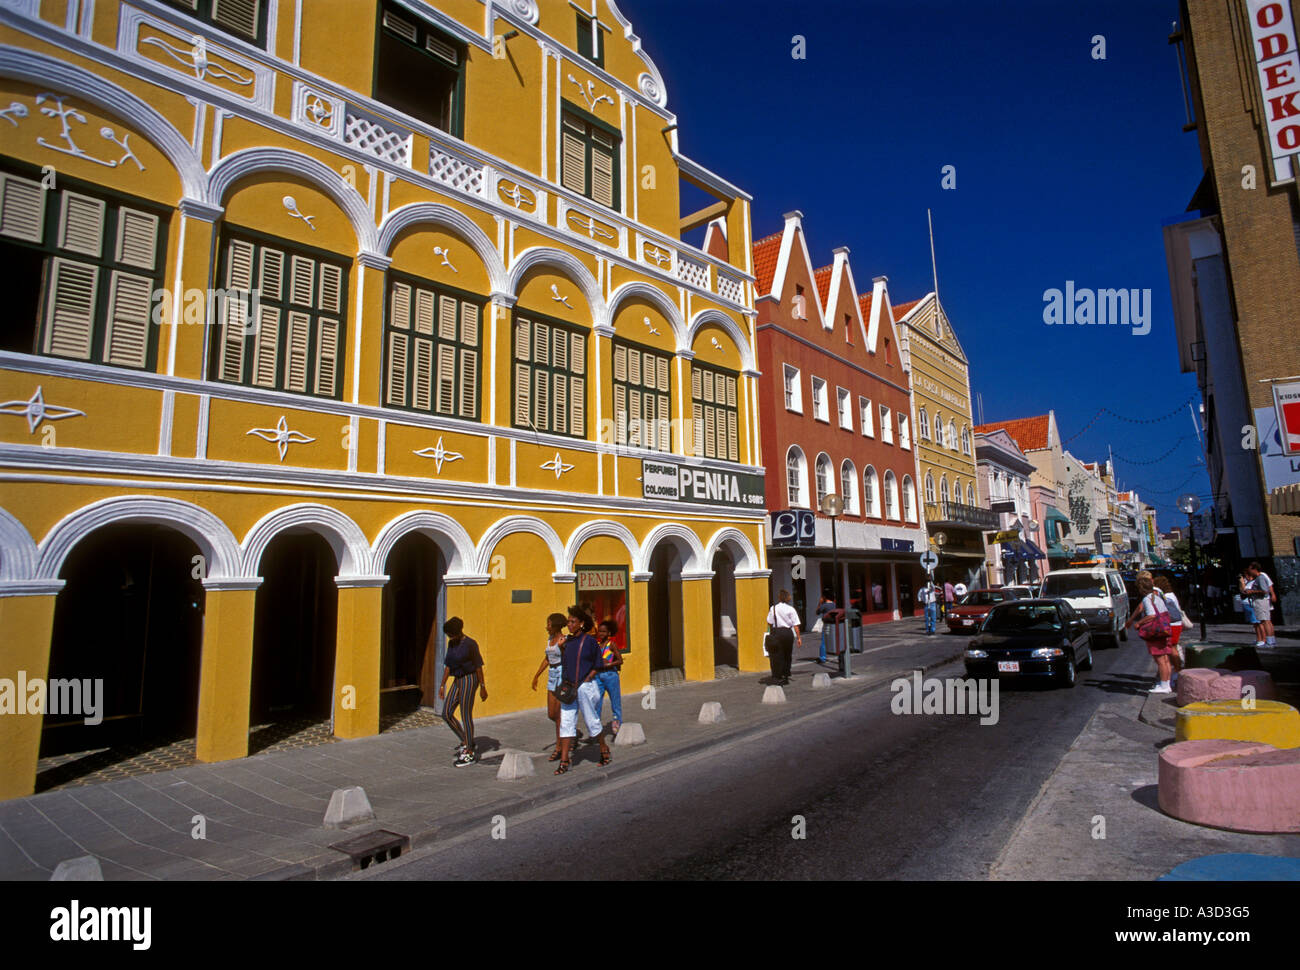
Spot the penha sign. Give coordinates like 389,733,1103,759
642,459,765,509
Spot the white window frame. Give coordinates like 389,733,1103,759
815,451,833,507
840,459,858,514
880,403,893,444
783,363,802,413
924,473,935,504
918,407,930,440
786,444,808,508
903,475,917,522
863,465,879,517
859,396,874,437
811,376,828,423
837,386,852,430
884,470,899,520
898,413,910,449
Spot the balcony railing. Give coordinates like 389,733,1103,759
925,500,999,530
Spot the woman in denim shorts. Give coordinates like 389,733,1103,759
531,612,568,761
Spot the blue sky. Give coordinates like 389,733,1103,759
619,0,1208,528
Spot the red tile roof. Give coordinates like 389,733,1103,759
813,265,833,310
752,231,782,296
892,298,922,319
973,414,1051,452
857,292,874,325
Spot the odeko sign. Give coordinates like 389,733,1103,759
642,459,765,508
1275,379,1300,455
1248,0,1300,182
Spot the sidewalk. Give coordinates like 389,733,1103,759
0,620,961,881
991,627,1300,880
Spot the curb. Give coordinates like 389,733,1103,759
266,648,966,880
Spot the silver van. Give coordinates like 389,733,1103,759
1038,568,1130,647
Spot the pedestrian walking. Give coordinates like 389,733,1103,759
1125,575,1175,694
1247,562,1278,648
593,619,623,735
942,580,955,620
554,605,609,774
1152,576,1186,679
530,612,568,760
765,589,801,685
439,617,488,766
919,580,938,635
1239,571,1260,642
871,580,885,612
815,590,836,664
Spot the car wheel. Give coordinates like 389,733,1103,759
1061,655,1078,688
1079,638,1094,671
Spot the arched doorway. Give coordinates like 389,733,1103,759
380,533,445,717
250,532,337,734
647,543,684,674
42,524,204,757
711,549,738,670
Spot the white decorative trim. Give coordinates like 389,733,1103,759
630,571,652,582
443,573,492,586
428,141,484,194
635,522,705,573
290,80,343,139
507,246,607,327
281,193,316,229
201,577,262,591
604,0,667,108
413,435,464,473
377,202,508,293
562,519,638,573
159,389,174,456
686,307,755,372
246,415,315,462
118,6,273,111
335,575,388,588
540,451,575,478
702,526,761,573
0,579,65,597
0,0,39,18
36,495,243,580
371,508,477,576
178,197,223,221
0,505,39,580
606,280,685,350
557,197,624,251
0,386,85,433
733,568,772,580
552,571,576,584
680,569,714,581
475,514,564,574
208,147,380,253
357,251,392,270
240,502,372,577
550,283,573,308
0,45,205,199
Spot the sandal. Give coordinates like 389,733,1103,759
547,749,562,762
598,748,611,767
554,760,570,775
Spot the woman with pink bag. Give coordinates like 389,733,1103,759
1124,573,1175,694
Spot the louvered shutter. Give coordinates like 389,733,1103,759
513,362,531,426
211,0,260,39
552,371,566,431
437,294,457,340
614,384,627,443
727,411,737,461
628,388,641,446
657,395,670,451
104,271,152,367
613,345,626,382
628,348,640,386
115,208,158,271
458,349,477,418
43,258,97,360
283,311,310,392
460,302,479,346
726,376,736,407
289,255,314,306
514,317,530,360
704,408,716,459
692,403,703,457
570,332,584,373
390,282,411,329
534,322,549,365
425,34,458,65
315,319,339,396
533,367,549,431
318,264,342,314
412,340,433,411
591,133,615,208
259,248,284,302
218,240,255,381
569,376,584,436
59,192,105,257
656,357,668,392
382,9,417,41
690,367,701,399
414,288,435,334
552,327,568,371
386,331,409,406
0,172,45,242
561,125,587,195
435,344,455,413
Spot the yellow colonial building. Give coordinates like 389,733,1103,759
0,0,768,798
894,292,994,585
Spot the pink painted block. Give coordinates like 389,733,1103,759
1176,668,1221,706
1238,671,1276,702
1158,739,1300,833
1207,674,1245,701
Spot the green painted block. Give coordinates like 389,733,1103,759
1185,646,1261,671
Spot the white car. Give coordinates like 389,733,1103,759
1037,568,1130,647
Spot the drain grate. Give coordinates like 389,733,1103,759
329,829,410,871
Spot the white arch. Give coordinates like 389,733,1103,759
208,147,379,254
241,503,373,578
476,514,565,575
606,280,687,349
507,247,607,326
36,496,243,581
686,307,756,372
371,510,477,578
377,201,509,294
840,458,859,516
703,526,760,574
636,522,705,574
814,451,834,505
0,46,207,202
884,470,900,520
903,475,918,523
0,507,40,581
785,444,808,508
864,464,880,518
562,519,639,573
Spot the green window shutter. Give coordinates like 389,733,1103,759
249,305,280,388
103,270,152,368
283,310,311,392
259,247,284,302
0,172,45,242
513,362,531,427
561,127,587,195
437,294,457,340
289,255,314,307
115,207,159,271
318,263,343,314
58,191,105,258
412,339,434,411
460,302,479,345
458,348,477,418
43,258,98,360
569,376,584,437
390,281,411,329
590,138,615,208
435,343,455,414
315,318,339,397
552,371,567,432
532,366,549,432
386,331,409,406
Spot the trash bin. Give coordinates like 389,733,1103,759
844,607,862,653
825,609,846,655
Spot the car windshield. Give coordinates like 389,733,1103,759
959,591,1005,606
985,604,1063,633
1041,574,1108,598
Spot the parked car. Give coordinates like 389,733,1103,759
945,587,1031,633
964,599,1094,688
1038,567,1129,647
1000,585,1035,599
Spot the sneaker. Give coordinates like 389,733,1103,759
1256,641,1267,648
1148,683,1173,694
453,751,475,767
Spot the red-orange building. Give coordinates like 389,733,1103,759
753,211,927,626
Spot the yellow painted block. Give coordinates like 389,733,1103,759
1176,700,1300,749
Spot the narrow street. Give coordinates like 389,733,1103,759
359,631,1157,881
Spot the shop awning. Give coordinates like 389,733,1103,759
1270,483,1300,515
1045,507,1072,528
999,540,1045,563
1023,539,1046,560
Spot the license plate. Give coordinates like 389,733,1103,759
997,661,1020,672
962,619,974,626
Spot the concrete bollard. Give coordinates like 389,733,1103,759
811,673,833,689
496,750,535,780
614,722,646,745
762,685,788,704
698,702,726,724
51,856,103,881
323,786,375,829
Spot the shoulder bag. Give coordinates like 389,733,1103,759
1136,593,1172,641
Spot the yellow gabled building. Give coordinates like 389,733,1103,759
0,0,767,798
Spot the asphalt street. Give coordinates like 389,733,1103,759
357,628,1163,881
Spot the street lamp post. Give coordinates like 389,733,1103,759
1027,518,1041,586
932,530,948,619
1178,494,1206,643
821,493,847,677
